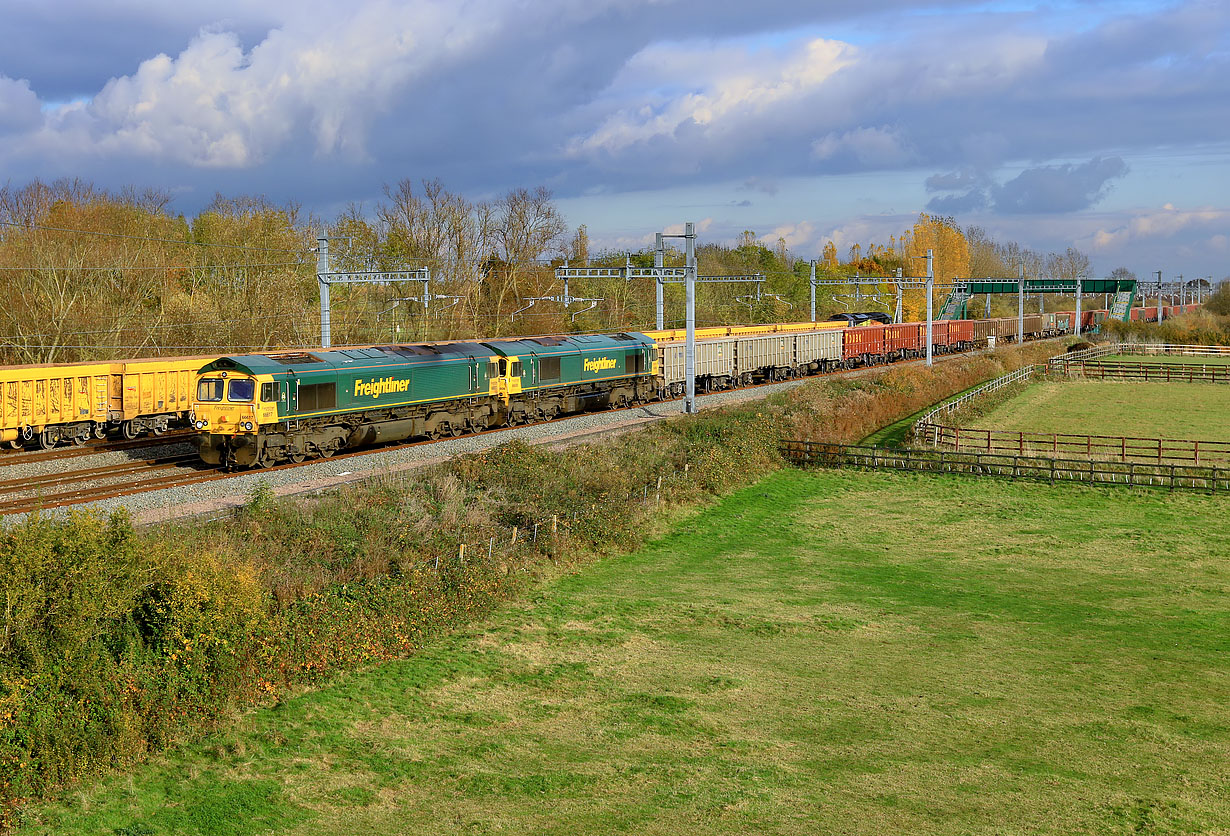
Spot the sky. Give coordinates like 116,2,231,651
0,0,1227,280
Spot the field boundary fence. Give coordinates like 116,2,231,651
914,342,1230,447
430,463,694,574
921,426,1230,466
779,440,1230,493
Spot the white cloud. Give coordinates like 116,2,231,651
566,37,855,158
0,77,41,135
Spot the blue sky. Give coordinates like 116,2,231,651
0,0,1226,279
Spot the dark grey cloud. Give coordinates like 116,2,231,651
926,189,989,215
991,156,1129,214
925,156,1129,214
0,0,1225,227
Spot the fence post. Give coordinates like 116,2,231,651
512,526,518,546
459,543,466,565
656,475,663,506
489,536,494,562
552,514,558,534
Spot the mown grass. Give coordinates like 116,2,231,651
967,381,1230,442
27,468,1230,835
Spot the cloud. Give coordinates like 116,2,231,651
925,156,1128,215
991,156,1128,214
0,77,41,135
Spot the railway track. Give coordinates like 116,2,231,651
0,431,194,466
2,340,1058,517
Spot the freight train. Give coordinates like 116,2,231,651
1,303,1201,457
189,311,1081,469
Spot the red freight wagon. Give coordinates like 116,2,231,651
884,323,921,358
972,319,995,344
927,320,952,349
842,325,886,364
947,319,974,349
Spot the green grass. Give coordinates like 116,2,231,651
1101,353,1230,365
969,381,1230,441
25,468,1230,835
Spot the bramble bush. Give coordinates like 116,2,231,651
1103,308,1230,346
0,339,1064,828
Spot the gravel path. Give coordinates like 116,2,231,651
5,341,1057,527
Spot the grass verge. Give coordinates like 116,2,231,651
26,467,1230,835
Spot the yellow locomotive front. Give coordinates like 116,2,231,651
191,364,281,465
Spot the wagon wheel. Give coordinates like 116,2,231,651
93,423,108,440
151,425,166,437
121,421,139,440
70,430,89,446
5,440,21,450
38,430,59,449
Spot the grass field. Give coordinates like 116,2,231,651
1101,353,1230,365
26,468,1230,835
966,381,1230,441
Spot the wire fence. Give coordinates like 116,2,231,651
779,440,1230,493
404,464,695,575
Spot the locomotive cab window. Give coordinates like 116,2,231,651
227,379,255,402
498,359,508,376
487,361,499,379
260,382,277,402
197,378,224,402
511,361,523,378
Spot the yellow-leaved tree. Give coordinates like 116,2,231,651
900,213,970,321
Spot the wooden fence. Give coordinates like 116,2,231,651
779,440,1230,492
921,426,1230,465
1061,361,1230,383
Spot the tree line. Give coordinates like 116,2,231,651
0,178,1124,365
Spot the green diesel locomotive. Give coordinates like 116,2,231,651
191,333,658,467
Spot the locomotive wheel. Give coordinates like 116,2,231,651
288,448,306,464
320,442,337,458
121,421,139,440
448,422,465,438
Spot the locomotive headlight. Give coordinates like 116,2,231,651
242,421,254,431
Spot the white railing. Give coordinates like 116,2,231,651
914,364,1039,443
1117,343,1230,358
